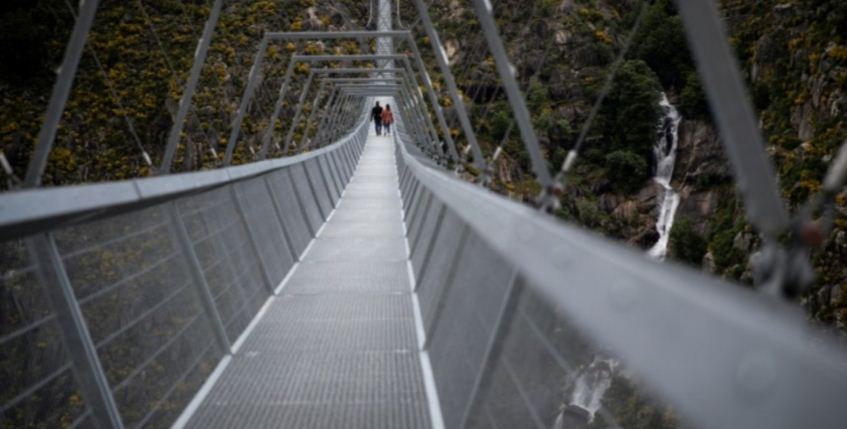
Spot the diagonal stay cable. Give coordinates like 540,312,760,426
135,0,218,164
552,1,649,187
59,0,153,167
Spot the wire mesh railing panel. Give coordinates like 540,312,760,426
304,158,334,217
0,241,89,428
50,203,224,428
407,191,432,248
266,168,314,258
176,187,267,343
414,208,465,328
424,230,517,429
233,178,294,284
329,151,350,187
289,163,326,233
471,282,694,429
397,139,700,429
317,155,341,202
409,199,444,274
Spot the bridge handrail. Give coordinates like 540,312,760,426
0,112,368,242
1,116,369,428
394,125,847,429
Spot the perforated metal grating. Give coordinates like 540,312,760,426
186,134,431,429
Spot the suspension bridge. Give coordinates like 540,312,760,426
2,0,847,428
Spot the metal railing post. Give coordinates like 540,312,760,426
328,150,346,192
258,58,298,160
166,204,232,354
413,204,447,290
262,176,301,263
286,168,318,239
24,0,100,188
224,37,269,166
316,155,340,207
423,225,470,348
302,161,330,221
27,233,125,429
460,271,523,428
229,187,276,294
159,0,224,174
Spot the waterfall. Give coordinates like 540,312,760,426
647,93,682,261
556,95,682,429
567,357,618,423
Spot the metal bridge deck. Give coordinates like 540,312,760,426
184,133,432,428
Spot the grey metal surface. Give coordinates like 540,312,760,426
397,128,847,429
26,233,125,429
675,0,788,236
265,170,313,258
0,124,362,242
186,131,431,429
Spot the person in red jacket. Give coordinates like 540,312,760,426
381,104,394,135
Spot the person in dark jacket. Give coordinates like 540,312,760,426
381,104,394,135
371,101,383,136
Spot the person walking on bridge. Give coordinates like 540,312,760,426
371,101,384,136
381,104,394,135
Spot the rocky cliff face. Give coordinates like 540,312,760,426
456,0,847,333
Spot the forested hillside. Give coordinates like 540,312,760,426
417,0,846,333
0,0,367,187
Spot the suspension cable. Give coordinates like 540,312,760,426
136,0,224,169
59,0,153,167
479,0,553,186
552,1,650,189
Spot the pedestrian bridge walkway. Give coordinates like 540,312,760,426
181,133,435,429
3,0,847,428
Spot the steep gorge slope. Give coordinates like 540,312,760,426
429,0,847,334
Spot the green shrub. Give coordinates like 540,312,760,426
669,216,707,265
629,0,693,89
604,149,649,193
599,60,662,158
680,71,709,119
